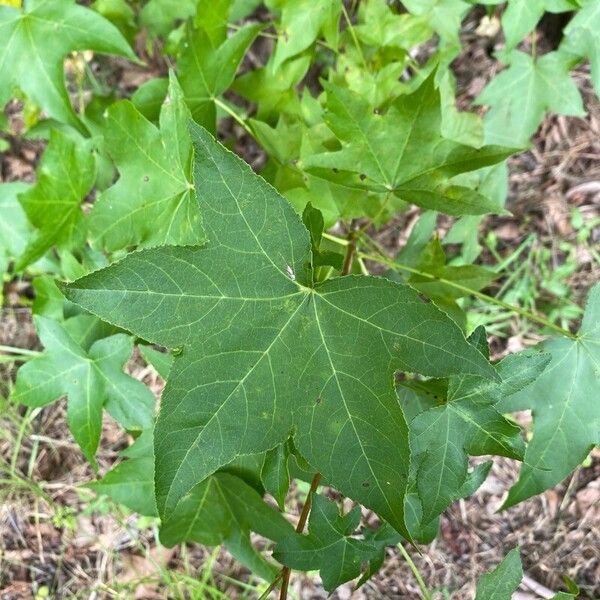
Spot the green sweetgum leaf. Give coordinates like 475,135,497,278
302,202,344,271
0,0,135,130
178,21,261,132
62,314,119,352
88,73,203,252
162,473,290,580
334,52,408,109
139,0,196,37
402,330,550,525
139,345,173,380
401,0,469,44
274,495,379,592
63,124,495,539
13,317,155,466
269,0,342,69
140,0,260,36
561,0,600,94
251,114,380,226
0,181,33,305
130,77,168,122
0,182,31,279
355,523,403,588
16,130,95,270
305,76,516,216
32,276,70,320
355,0,431,50
408,238,496,299
394,211,438,267
502,0,576,50
497,282,600,508
474,548,523,600
439,70,485,148
193,0,234,44
261,442,291,510
476,50,585,146
389,232,497,328
92,0,136,42
92,430,294,581
233,54,311,121
88,430,157,516
159,471,294,549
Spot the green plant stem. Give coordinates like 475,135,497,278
212,97,254,136
323,232,350,246
296,473,322,533
359,250,577,339
341,3,367,69
341,235,357,275
274,472,322,600
258,572,282,600
261,473,324,599
397,543,432,600
0,344,41,357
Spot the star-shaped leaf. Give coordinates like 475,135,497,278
0,182,31,281
274,495,379,592
389,233,498,328
251,114,381,226
13,317,155,466
475,548,523,600
355,0,431,51
232,54,311,120
139,0,196,37
502,0,577,50
0,0,135,130
402,0,469,44
63,124,495,538
302,202,344,272
401,328,550,524
474,546,578,600
476,50,585,146
305,76,516,216
91,429,294,580
88,73,204,252
178,21,261,132
407,237,497,298
160,472,294,550
497,282,600,508
88,429,157,516
561,0,600,95
261,441,291,510
269,0,342,70
15,130,96,270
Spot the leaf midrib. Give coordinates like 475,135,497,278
312,297,398,523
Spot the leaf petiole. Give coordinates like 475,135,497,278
323,232,350,246
212,97,253,136
397,543,432,600
341,3,367,70
0,344,41,357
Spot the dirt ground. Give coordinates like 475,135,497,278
1,10,600,600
